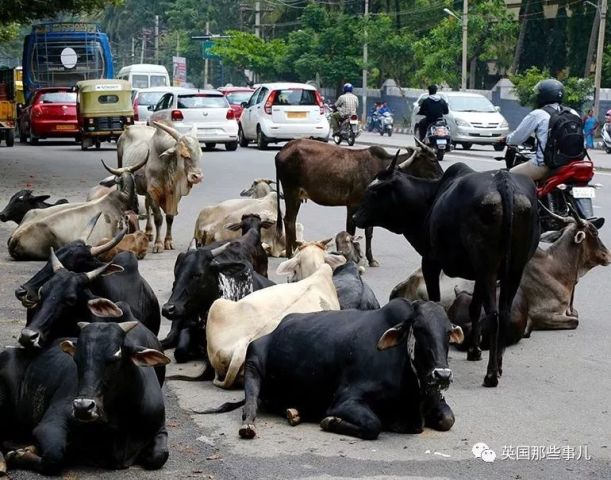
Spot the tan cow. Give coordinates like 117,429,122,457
206,264,340,389
95,231,150,261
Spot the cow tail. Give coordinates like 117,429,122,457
275,154,284,237
192,399,245,414
497,170,514,323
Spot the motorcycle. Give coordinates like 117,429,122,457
602,123,611,154
378,111,394,136
499,144,604,231
332,109,361,146
425,119,451,161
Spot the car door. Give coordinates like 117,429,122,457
242,87,261,138
251,87,268,135
149,93,172,124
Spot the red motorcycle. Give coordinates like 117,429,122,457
500,144,604,231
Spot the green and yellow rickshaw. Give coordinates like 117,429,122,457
76,79,134,150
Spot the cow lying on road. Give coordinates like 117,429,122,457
96,230,149,261
0,190,68,224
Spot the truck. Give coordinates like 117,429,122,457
0,67,16,147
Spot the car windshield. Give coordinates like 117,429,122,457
177,94,228,108
132,75,149,89
39,92,76,104
272,89,317,106
225,91,253,105
447,96,496,113
138,91,165,106
150,75,168,87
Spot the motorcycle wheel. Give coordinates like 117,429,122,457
379,129,384,136
606,148,611,154
333,134,342,145
347,131,356,146
493,143,505,151
436,149,445,162
388,129,392,137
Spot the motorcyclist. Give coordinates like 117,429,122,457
416,85,449,140
330,83,359,136
505,78,569,181
379,102,390,115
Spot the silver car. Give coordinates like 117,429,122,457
132,87,173,124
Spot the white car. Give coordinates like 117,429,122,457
238,82,330,149
411,92,509,151
132,87,173,124
149,88,239,151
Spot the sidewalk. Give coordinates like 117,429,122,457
356,131,611,172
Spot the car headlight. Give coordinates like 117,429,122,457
455,118,471,127
500,119,509,128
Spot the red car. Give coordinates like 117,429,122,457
218,87,254,120
19,87,78,145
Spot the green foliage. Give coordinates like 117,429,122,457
510,67,593,111
547,6,568,76
566,2,595,76
518,0,546,71
1,0,121,23
0,23,20,43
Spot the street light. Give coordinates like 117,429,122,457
444,1,468,91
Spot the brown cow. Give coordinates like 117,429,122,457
95,230,150,261
274,138,442,265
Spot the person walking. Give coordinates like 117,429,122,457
582,109,598,149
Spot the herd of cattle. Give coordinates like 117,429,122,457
0,121,609,475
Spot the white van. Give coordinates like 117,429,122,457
117,64,170,89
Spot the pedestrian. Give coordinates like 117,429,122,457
582,109,598,149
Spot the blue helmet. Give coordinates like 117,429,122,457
343,83,353,93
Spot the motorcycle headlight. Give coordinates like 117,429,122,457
500,119,509,128
455,118,471,127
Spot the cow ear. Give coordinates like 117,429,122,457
276,257,298,276
261,220,276,230
353,235,363,242
159,146,176,161
540,230,562,243
102,264,124,276
574,231,586,244
131,347,171,367
224,222,242,232
60,340,77,356
261,242,272,255
32,195,51,201
377,322,410,350
88,298,123,318
324,253,346,270
449,324,464,345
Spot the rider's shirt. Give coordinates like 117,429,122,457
336,93,359,117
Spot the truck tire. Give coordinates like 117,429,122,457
6,129,15,147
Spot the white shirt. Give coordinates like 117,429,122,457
335,93,359,117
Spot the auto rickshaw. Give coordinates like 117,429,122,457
0,67,16,147
76,79,134,150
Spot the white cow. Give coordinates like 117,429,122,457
206,264,340,389
275,239,346,282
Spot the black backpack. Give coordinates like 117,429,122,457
540,105,586,169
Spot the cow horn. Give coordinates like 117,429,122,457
210,243,230,258
85,263,111,282
415,137,436,155
387,150,401,171
188,238,198,251
90,228,127,256
152,121,182,141
126,151,149,173
537,200,573,224
101,159,122,177
49,247,64,272
79,212,103,242
398,147,417,170
567,203,587,227
118,321,139,333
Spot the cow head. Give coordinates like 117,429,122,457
100,156,148,214
60,321,169,423
153,121,203,187
398,143,444,179
276,239,346,282
240,179,275,198
377,300,463,393
225,213,276,236
15,218,127,308
334,231,363,265
0,189,51,224
19,249,124,349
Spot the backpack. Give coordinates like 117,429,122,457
540,105,586,169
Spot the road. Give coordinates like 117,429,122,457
0,136,610,479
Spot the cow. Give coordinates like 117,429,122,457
202,299,463,439
0,190,68,224
274,139,443,266
0,320,168,475
275,239,346,282
240,178,276,198
95,230,150,261
206,263,340,389
334,231,363,265
118,122,203,253
353,160,540,387
8,158,146,260
332,261,380,310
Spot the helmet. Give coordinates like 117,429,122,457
534,79,564,108
343,83,353,93
606,109,611,116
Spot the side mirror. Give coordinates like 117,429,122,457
147,105,155,111
495,106,501,112
241,102,248,108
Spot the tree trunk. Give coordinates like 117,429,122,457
584,8,600,77
469,57,477,89
510,1,529,74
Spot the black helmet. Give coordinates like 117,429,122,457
534,79,564,108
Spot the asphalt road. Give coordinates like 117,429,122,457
0,136,610,480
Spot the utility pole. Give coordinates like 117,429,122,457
461,0,468,91
131,36,135,61
176,32,180,57
585,6,600,78
594,0,608,117
204,21,210,87
362,0,369,123
140,30,146,63
255,1,261,38
154,15,159,64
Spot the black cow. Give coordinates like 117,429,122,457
203,299,463,439
0,321,168,475
354,161,539,387
0,189,68,224
332,260,380,310
18,250,160,349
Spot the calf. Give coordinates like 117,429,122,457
276,239,346,282
96,230,149,261
240,178,276,198
206,264,340,389
0,189,68,224
205,299,463,439
332,261,380,310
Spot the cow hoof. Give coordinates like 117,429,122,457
320,416,342,431
146,232,154,241
153,242,164,253
467,348,482,361
368,259,380,267
483,374,499,388
164,239,175,250
239,424,256,439
286,408,301,426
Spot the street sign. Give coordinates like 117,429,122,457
202,40,220,60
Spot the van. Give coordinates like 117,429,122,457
411,91,509,151
117,64,170,90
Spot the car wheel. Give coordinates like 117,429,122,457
6,129,14,147
238,126,249,147
493,143,505,151
204,143,216,151
95,140,101,150
19,127,27,143
606,148,611,154
256,127,268,150
80,142,88,150
29,128,39,145
225,141,238,151
462,142,472,150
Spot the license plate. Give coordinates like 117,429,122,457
287,112,307,119
437,139,447,146
479,132,493,136
572,186,595,198
56,124,74,131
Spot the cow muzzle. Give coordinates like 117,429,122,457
188,171,203,185
19,328,41,349
428,368,453,391
72,398,100,422
0,212,8,222
162,302,181,319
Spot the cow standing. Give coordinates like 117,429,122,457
274,139,442,265
354,161,540,387
118,122,203,253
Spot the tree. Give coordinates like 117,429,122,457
518,0,546,71
1,0,121,24
547,4,568,77
567,1,596,76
